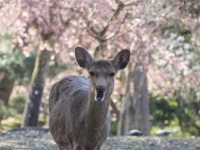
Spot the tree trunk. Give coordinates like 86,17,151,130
131,66,151,135
0,74,14,123
118,64,151,135
94,41,107,59
22,48,51,127
0,73,14,106
118,64,134,135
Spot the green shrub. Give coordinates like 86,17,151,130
0,101,9,119
1,117,21,131
0,92,26,131
110,121,118,136
9,92,26,114
150,91,200,137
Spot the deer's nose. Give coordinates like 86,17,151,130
96,86,105,93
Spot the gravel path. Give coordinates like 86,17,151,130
0,128,200,150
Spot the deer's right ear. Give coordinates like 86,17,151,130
75,47,94,69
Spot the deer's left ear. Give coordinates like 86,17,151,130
111,49,130,71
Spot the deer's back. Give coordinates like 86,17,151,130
48,75,89,147
49,75,89,111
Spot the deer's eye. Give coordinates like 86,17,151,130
89,71,95,76
109,72,115,77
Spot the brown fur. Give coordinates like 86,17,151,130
49,47,130,150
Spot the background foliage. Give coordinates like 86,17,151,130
0,0,199,137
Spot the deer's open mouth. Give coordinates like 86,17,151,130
95,91,105,102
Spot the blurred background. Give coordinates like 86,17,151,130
0,0,199,137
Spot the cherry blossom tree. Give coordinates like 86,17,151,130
0,0,199,134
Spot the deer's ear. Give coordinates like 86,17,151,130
75,47,94,69
111,49,130,71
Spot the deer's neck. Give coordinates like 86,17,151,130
83,92,110,130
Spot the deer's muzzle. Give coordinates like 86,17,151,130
95,86,105,102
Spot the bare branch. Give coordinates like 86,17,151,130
124,1,139,7
100,2,125,36
55,1,133,42
105,13,128,40
55,3,100,39
39,15,49,26
56,13,72,39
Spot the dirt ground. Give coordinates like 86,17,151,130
0,128,200,150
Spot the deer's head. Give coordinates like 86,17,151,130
75,47,130,102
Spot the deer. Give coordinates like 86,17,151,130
48,47,130,150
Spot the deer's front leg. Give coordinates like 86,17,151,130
73,144,87,150
96,145,102,150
